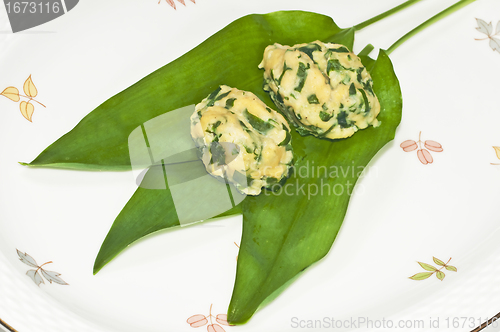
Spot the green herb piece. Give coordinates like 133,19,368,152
337,110,351,128
307,94,320,104
356,67,364,82
319,111,333,122
207,86,221,100
358,88,371,113
297,43,322,61
244,109,274,134
215,91,231,101
349,83,356,95
327,59,354,75
278,124,291,147
225,98,236,109
363,80,374,95
322,103,328,111
294,62,310,92
325,46,350,57
209,142,227,165
206,87,222,107
277,62,291,85
212,120,222,130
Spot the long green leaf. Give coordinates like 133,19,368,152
90,10,352,273
228,50,402,324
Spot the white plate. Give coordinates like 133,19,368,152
1,0,500,331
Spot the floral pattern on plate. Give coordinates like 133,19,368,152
159,0,196,9
16,250,68,287
187,304,231,332
400,132,443,165
1,76,45,122
409,257,457,281
475,18,500,53
492,147,500,165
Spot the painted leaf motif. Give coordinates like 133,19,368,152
23,75,38,98
165,0,176,9
424,140,443,152
400,140,417,152
494,147,500,160
40,269,68,285
418,262,437,272
490,37,500,53
436,271,445,281
432,257,445,266
445,265,458,272
26,270,44,286
207,324,225,332
409,272,433,280
1,87,20,102
496,21,500,34
187,314,208,327
476,18,492,35
20,101,34,122
16,250,38,268
216,314,230,326
417,149,433,164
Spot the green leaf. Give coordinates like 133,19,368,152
89,10,354,273
433,257,446,266
445,265,457,272
307,94,320,104
294,62,311,93
409,272,433,281
228,50,402,324
24,11,348,171
418,262,437,272
243,109,274,134
298,43,322,61
436,271,445,281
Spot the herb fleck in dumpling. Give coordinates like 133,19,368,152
259,41,380,140
190,85,293,195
